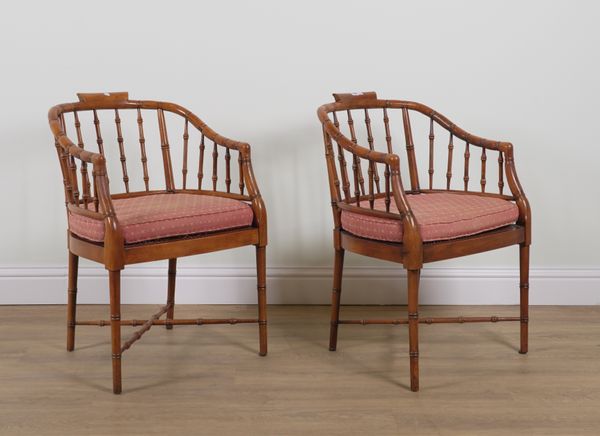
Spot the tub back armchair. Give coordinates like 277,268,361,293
49,92,267,394
317,92,531,392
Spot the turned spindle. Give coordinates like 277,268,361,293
446,132,454,190
136,108,150,191
114,109,130,192
333,112,351,200
182,118,189,189
198,133,205,189
463,142,470,191
480,148,487,192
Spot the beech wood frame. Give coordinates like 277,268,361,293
317,92,531,392
49,92,267,394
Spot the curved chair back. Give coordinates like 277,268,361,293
317,92,522,216
49,92,257,216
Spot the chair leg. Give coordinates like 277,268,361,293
256,246,267,356
109,269,122,394
519,244,530,354
66,251,79,351
407,269,421,392
329,249,345,351
166,258,177,330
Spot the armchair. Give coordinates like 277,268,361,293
317,92,531,392
49,92,267,394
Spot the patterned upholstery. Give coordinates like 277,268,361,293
69,193,254,244
341,192,519,242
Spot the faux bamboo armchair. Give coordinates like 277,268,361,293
49,92,267,394
317,92,531,392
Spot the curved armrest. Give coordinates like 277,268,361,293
158,102,250,154
238,144,267,246
49,113,123,255
319,107,413,209
427,109,530,223
162,103,267,244
422,108,512,154
320,113,421,257
501,143,531,244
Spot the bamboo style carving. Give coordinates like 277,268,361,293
114,109,130,192
318,91,531,393
49,92,268,394
136,108,150,191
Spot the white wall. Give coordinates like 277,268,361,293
1,0,599,304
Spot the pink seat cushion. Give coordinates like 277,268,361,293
341,193,519,243
69,193,254,244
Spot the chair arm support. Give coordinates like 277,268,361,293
50,113,126,263
321,110,422,259
503,143,532,245
238,145,267,246
388,159,423,268
157,102,267,244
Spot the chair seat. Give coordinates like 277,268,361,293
69,193,254,244
340,192,519,243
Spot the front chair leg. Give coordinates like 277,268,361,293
519,244,530,354
329,248,345,351
66,251,79,351
109,269,122,394
256,246,267,356
166,258,177,330
407,269,421,392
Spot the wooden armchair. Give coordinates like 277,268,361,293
317,92,531,392
48,92,267,394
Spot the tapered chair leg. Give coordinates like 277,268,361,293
329,249,345,351
407,269,421,392
66,252,79,351
256,246,267,356
166,258,177,330
519,244,530,354
109,269,122,394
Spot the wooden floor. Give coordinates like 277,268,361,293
1,305,599,435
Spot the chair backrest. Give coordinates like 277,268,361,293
49,92,252,214
317,92,513,213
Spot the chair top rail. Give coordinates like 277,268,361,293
48,92,250,154
317,92,512,153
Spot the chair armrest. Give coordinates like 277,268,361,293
49,114,123,252
237,143,267,246
53,137,116,216
502,143,531,244
320,113,413,210
161,102,249,153
320,113,422,256
425,108,530,235
157,102,266,242
427,109,512,154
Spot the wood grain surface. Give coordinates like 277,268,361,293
0,305,598,435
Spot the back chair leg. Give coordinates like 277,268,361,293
329,249,345,351
256,246,267,356
407,269,421,392
166,258,177,330
109,269,122,394
519,244,530,354
66,251,79,351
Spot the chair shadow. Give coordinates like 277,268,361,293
174,325,258,355
71,340,111,351
478,328,520,352
277,315,414,389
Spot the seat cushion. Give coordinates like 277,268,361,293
340,192,519,243
69,193,254,244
